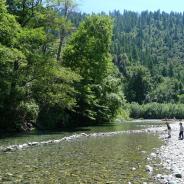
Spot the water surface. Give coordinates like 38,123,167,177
0,120,163,183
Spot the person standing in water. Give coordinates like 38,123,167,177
166,122,171,138
179,121,184,140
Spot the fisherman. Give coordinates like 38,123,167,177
166,121,171,138
179,121,184,140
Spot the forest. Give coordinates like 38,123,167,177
1,0,184,132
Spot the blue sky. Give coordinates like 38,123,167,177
77,0,184,13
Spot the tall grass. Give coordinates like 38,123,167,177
129,103,184,119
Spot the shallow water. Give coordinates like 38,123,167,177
0,120,163,183
0,120,162,146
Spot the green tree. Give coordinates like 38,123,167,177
46,0,77,61
149,78,183,103
6,0,42,26
0,0,80,131
125,65,152,104
63,15,125,122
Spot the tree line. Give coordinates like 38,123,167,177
69,10,184,119
70,10,184,104
0,0,125,132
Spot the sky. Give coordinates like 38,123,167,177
77,0,184,14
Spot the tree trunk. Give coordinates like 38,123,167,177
56,28,65,62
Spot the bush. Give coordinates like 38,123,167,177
16,100,39,131
129,103,184,119
116,107,130,120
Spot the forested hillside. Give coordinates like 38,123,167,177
70,10,184,104
111,10,184,118
111,10,184,101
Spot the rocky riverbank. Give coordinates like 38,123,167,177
154,123,184,184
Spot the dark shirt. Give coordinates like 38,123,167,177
167,124,171,130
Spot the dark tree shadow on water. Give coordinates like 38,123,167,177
0,121,117,140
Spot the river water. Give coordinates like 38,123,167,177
0,120,164,183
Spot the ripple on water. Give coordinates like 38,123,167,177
0,132,163,183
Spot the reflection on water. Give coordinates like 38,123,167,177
0,120,162,146
0,121,163,183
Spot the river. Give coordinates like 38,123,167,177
0,120,165,183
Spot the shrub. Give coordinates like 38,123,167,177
129,103,184,119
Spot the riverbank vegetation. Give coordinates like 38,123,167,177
129,103,184,119
0,0,125,132
1,0,184,132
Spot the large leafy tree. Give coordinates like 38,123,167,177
6,0,42,26
62,16,125,122
148,78,183,103
0,0,25,130
0,0,79,131
125,65,152,104
45,0,77,61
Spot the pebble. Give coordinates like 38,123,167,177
153,123,184,183
145,165,153,173
175,173,182,178
150,152,156,158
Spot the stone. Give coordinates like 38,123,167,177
141,151,146,154
145,165,153,173
81,133,88,136
3,146,15,152
53,140,61,143
175,173,182,178
156,174,162,179
150,153,156,157
28,142,39,146
6,173,13,176
168,180,177,184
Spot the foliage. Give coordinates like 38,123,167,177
0,1,126,132
110,10,184,104
178,94,184,103
62,16,125,123
70,10,184,105
125,65,152,104
0,0,79,131
129,103,184,119
16,100,39,131
148,78,183,103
